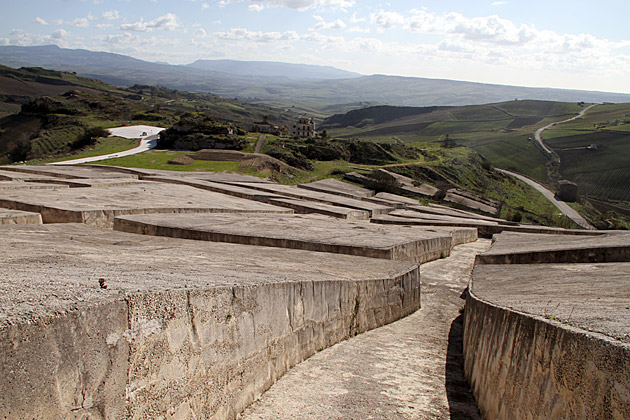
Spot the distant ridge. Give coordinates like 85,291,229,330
187,59,361,80
1,45,629,112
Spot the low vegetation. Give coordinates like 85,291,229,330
2,64,627,229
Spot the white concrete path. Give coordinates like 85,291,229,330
49,125,165,166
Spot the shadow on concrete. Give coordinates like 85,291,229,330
445,314,482,420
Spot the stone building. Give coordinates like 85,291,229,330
557,180,578,202
290,117,315,138
251,116,281,135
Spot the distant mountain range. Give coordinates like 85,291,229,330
187,59,360,80
1,45,630,113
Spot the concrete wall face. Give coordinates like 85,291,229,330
463,295,630,420
0,270,420,420
0,301,130,420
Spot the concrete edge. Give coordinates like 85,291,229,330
463,283,630,419
0,268,421,420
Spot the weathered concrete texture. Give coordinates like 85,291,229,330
444,189,499,216
421,225,478,246
409,204,518,225
268,198,370,220
0,169,61,181
226,182,394,216
464,265,630,419
476,231,630,264
83,164,274,183
371,213,600,238
0,223,420,420
241,240,491,420
0,208,42,224
472,263,630,341
39,178,145,188
0,182,291,227
0,181,69,190
379,169,440,199
375,191,421,206
298,178,375,198
0,164,138,179
114,213,462,263
145,175,282,202
297,179,404,208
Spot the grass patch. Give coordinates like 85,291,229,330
95,150,245,173
27,136,138,164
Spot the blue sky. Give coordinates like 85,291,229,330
2,0,630,93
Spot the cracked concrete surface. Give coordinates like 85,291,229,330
240,240,491,420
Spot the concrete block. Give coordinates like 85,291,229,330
114,213,453,263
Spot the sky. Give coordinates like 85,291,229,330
1,0,630,93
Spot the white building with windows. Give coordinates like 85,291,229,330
290,117,315,138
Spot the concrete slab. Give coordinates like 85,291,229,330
0,165,138,180
0,223,420,420
298,178,375,198
372,214,601,238
444,190,498,216
267,198,370,220
114,213,454,263
0,183,291,227
144,176,282,202
374,192,420,206
30,178,145,188
227,182,394,216
0,208,42,224
0,223,417,326
0,181,69,190
472,262,630,341
410,204,516,225
476,231,630,264
82,165,273,183
0,169,57,181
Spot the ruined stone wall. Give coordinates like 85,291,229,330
463,292,630,420
0,269,420,420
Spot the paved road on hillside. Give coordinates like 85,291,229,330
534,104,598,156
49,125,164,165
496,168,595,230
241,240,491,420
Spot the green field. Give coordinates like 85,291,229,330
323,100,586,183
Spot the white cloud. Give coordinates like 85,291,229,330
102,10,119,21
216,27,300,42
249,4,264,11
71,18,90,28
120,13,179,32
148,13,179,30
311,18,346,31
491,1,507,5
104,32,138,45
34,17,48,25
369,10,405,30
195,28,207,38
347,25,369,33
218,0,354,11
52,29,69,39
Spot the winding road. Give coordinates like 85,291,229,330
496,168,595,230
49,125,164,166
534,104,598,157
497,104,598,230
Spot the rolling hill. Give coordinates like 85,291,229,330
321,100,630,206
2,45,630,114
